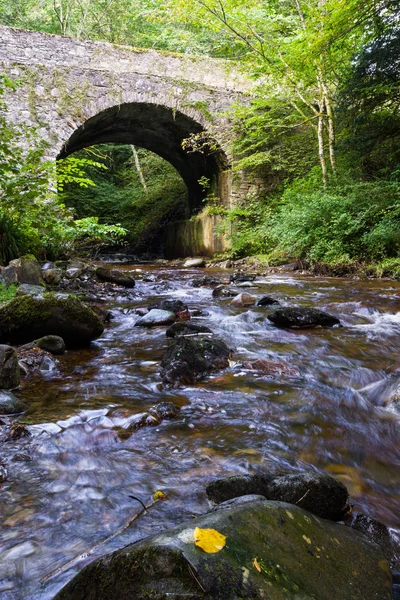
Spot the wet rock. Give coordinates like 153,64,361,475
39,355,57,372
241,358,300,377
207,474,275,504
230,272,257,282
257,295,280,306
150,401,180,420
184,257,206,267
118,402,180,438
268,307,340,329
135,309,176,328
0,391,26,415
34,335,66,355
345,512,394,561
55,498,392,600
0,293,104,347
268,472,349,520
0,464,7,482
212,285,236,298
16,284,45,297
96,267,136,288
17,346,56,373
0,345,20,389
191,276,220,288
8,422,30,440
148,299,188,314
166,322,213,338
207,471,348,521
1,255,44,286
65,267,85,279
231,292,257,307
135,307,149,317
160,336,231,386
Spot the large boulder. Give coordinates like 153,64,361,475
96,267,136,288
268,307,340,329
160,336,231,386
55,497,392,600
0,345,20,389
0,294,104,347
0,390,26,415
1,255,44,286
206,471,348,521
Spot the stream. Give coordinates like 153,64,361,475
1,264,400,599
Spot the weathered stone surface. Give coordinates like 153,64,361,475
231,292,257,307
184,258,206,268
257,295,280,306
161,336,231,386
268,307,340,329
206,471,348,521
2,255,43,286
135,309,176,328
0,391,26,414
55,498,392,600
166,322,213,338
16,284,45,297
42,267,62,285
148,299,188,314
0,345,20,389
96,267,136,288
0,294,104,347
212,285,236,298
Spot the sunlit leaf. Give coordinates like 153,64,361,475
193,527,227,553
153,490,166,500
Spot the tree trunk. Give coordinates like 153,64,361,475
131,145,147,193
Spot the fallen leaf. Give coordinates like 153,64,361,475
193,527,227,553
153,490,166,501
302,535,311,544
253,557,261,572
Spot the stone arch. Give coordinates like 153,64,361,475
57,101,230,212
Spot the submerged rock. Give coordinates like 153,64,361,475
135,309,176,328
166,322,213,338
206,471,348,521
161,336,231,386
0,391,26,415
230,272,257,282
0,345,20,389
0,294,104,347
55,497,392,600
212,285,236,298
96,267,136,288
268,307,340,329
1,255,43,286
191,276,220,288
117,401,180,439
240,358,300,377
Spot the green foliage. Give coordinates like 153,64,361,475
268,175,400,264
61,144,188,253
0,282,18,305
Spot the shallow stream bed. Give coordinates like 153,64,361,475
1,265,400,599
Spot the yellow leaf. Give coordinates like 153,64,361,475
253,557,261,572
302,535,311,544
153,490,166,501
193,527,227,553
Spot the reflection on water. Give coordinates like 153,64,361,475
1,267,400,599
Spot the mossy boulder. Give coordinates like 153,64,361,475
160,336,231,386
2,255,44,286
268,307,340,329
54,498,392,600
0,294,104,347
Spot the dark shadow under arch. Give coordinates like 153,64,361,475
58,102,229,212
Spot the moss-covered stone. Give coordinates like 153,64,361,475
54,498,393,600
0,293,104,347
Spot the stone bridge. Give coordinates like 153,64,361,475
0,26,254,255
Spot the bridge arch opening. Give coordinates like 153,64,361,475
57,102,230,213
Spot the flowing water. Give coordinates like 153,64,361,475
1,265,400,599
